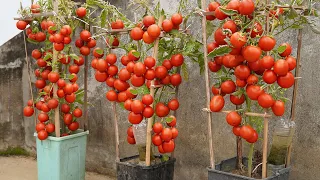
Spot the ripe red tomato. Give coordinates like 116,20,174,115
131,100,145,114
208,2,220,11
214,28,227,45
114,79,129,92
248,22,263,38
155,66,168,79
118,92,128,102
80,46,90,56
210,95,225,112
76,7,87,18
274,59,289,76
64,113,73,125
147,24,161,39
36,123,46,132
16,21,28,30
215,7,228,20
258,36,276,51
246,85,264,100
119,69,131,81
63,84,74,95
227,0,240,12
170,74,182,86
37,58,47,67
31,4,41,13
279,43,292,57
239,0,255,15
128,112,143,124
167,116,177,127
258,93,274,108
272,100,285,116
223,54,239,68
221,80,236,94
54,43,64,51
106,77,115,88
111,20,124,29
208,61,221,72
106,54,117,64
230,32,247,48
242,46,262,62
248,59,261,72
152,135,162,146
127,136,136,144
32,49,42,59
207,42,219,53
277,72,294,88
72,83,79,92
230,94,245,105
162,140,175,152
234,65,250,80
236,78,247,87
121,56,131,66
93,48,104,58
143,31,155,44
246,130,258,143
41,103,50,113
126,61,135,73
73,108,82,118
35,79,46,89
61,104,70,113
134,62,146,77
96,59,108,72
128,50,140,61
142,95,153,106
48,72,60,83
162,19,174,32
168,99,179,111
247,74,258,85
38,112,49,122
171,13,183,25
233,126,241,136
153,122,163,134
35,101,44,110
286,56,297,71
263,70,277,84
144,57,156,69
108,65,119,76
65,93,76,103
75,39,84,48
145,69,156,80
68,122,79,131
143,15,155,27
171,127,178,139
223,20,237,33
155,103,170,117
106,90,117,101
130,27,144,41
158,144,166,153
127,126,134,138
161,128,173,142
46,124,55,133
260,55,274,69
47,99,58,109
38,130,48,140
143,106,154,118
36,32,46,42
240,125,254,140
226,111,242,127
80,30,91,42
171,54,184,67
87,39,96,48
27,100,34,107
23,106,34,117
95,71,107,82
131,74,145,87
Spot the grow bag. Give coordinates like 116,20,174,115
35,130,89,180
116,155,176,180
208,157,290,180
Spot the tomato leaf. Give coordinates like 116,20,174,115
277,45,287,54
219,7,238,16
130,89,138,95
119,102,125,109
69,54,79,61
161,154,169,162
27,38,39,44
132,51,140,58
165,116,174,123
43,53,52,61
287,8,298,19
206,21,215,38
100,9,107,28
208,45,232,58
181,63,189,80
197,0,201,8
49,25,57,32
68,74,75,80
95,48,104,55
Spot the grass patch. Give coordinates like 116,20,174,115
0,147,29,156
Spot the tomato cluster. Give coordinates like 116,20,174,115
206,0,295,143
130,13,183,44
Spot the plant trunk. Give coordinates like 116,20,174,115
236,136,243,170
248,143,254,177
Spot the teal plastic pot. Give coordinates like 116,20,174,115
35,130,89,180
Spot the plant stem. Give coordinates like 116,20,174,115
248,143,255,177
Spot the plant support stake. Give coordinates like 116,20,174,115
201,0,215,169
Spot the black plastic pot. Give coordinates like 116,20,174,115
208,157,290,180
116,155,176,180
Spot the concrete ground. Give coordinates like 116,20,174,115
0,156,115,180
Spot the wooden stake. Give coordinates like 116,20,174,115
171,67,181,159
201,0,215,169
112,100,120,162
145,16,164,166
83,25,90,131
286,29,303,167
235,106,243,170
262,116,268,178
53,49,60,137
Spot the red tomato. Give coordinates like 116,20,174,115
214,28,227,45
68,122,79,131
16,21,28,30
272,100,285,116
226,111,242,127
131,100,145,114
230,94,245,105
106,90,118,101
208,2,220,11
152,135,162,146
107,65,119,76
235,65,250,80
155,103,170,117
38,130,48,140
230,32,247,48
208,61,221,72
161,128,173,142
143,106,154,118
80,30,91,42
260,56,274,69
127,126,134,138
95,71,108,82
153,122,163,134
23,106,34,117
210,95,225,112
38,112,49,122
155,66,168,79
119,69,131,81
127,136,136,144
171,128,178,139
242,46,262,62
130,27,144,40
128,112,143,124
36,123,46,132
158,144,166,153
274,59,289,76
162,140,175,153
106,54,117,64
73,108,82,118
171,54,184,67
246,130,258,143
258,93,274,108
240,125,254,140
61,104,70,113
227,0,240,12
131,74,145,87
286,56,297,71
162,19,174,32
236,78,247,87
248,22,263,38
47,99,58,109
168,99,179,111
215,7,228,20
263,70,277,84
247,74,258,85
65,93,76,103
167,116,177,127
277,72,295,88
143,16,155,27
147,24,161,39
248,59,261,71
246,85,264,100
258,36,276,51
121,56,131,66
144,57,156,69
279,43,292,57
124,99,133,111
170,74,182,86
171,13,183,25
46,124,55,133
239,0,255,15
233,126,241,136
134,62,146,77
223,20,237,33
111,20,124,29
143,31,155,44
221,80,236,94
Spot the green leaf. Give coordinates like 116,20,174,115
135,85,150,95
161,154,169,162
181,63,189,80
206,21,215,38
197,0,201,8
165,117,174,123
198,54,205,74
108,36,114,47
208,45,232,58
132,51,140,58
119,102,125,109
130,89,138,95
43,52,52,61
219,7,238,16
100,9,107,28
277,45,287,54
70,54,79,61
49,25,57,31
68,74,75,80
287,8,298,19
95,48,104,55
27,38,39,44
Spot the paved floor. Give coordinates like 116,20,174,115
0,156,115,180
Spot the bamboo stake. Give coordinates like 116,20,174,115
201,0,215,169
145,16,164,166
53,49,60,137
171,67,181,159
286,29,303,167
202,108,272,118
112,99,120,162
83,24,90,131
236,106,243,170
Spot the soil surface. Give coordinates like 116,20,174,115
0,156,115,180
